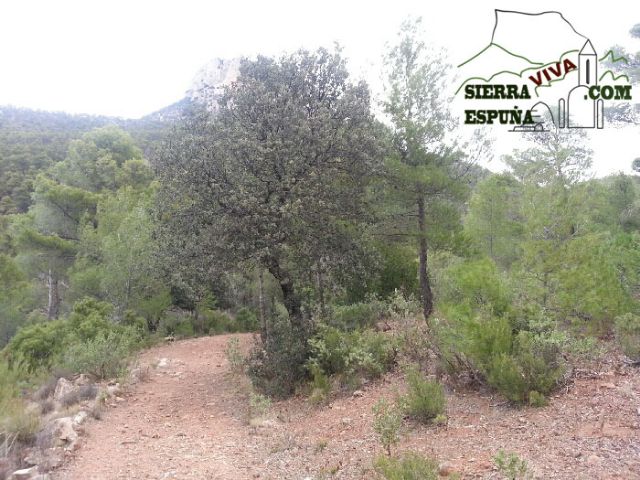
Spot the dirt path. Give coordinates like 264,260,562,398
54,334,261,480
53,335,640,480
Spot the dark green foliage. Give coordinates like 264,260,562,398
121,310,149,337
234,307,258,332
614,313,640,361
328,301,386,331
2,297,138,374
0,106,165,213
374,452,439,480
438,257,511,319
61,330,135,379
401,368,446,423
438,310,565,403
173,320,196,338
373,243,419,299
247,316,308,398
2,320,69,372
307,326,396,382
158,311,197,338
203,310,235,334
483,331,565,404
156,47,381,348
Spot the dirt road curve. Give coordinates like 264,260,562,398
53,334,640,480
54,334,261,480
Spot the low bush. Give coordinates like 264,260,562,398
401,368,446,423
2,320,69,373
614,313,640,361
308,363,331,405
2,298,136,374
307,326,396,386
374,452,439,480
372,398,402,456
494,450,532,480
437,312,566,404
173,319,196,338
485,332,565,404
247,316,308,398
438,257,512,320
121,310,148,337
386,289,421,321
235,308,258,332
328,300,387,331
60,329,136,379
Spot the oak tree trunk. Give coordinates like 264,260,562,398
258,269,268,341
265,257,303,332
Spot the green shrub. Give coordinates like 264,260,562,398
374,452,439,480
203,310,236,334
2,297,130,374
614,313,640,361
122,310,148,336
439,257,511,319
329,301,386,331
307,326,396,384
173,319,195,338
308,363,331,405
67,298,115,341
374,242,420,299
235,308,258,332
387,289,421,320
247,316,308,398
485,332,565,404
158,310,190,337
2,320,69,372
372,398,402,456
486,354,527,403
402,368,446,423
494,450,532,480
528,390,547,407
461,315,513,372
438,311,565,404
60,329,135,379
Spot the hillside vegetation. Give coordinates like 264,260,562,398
1,18,639,480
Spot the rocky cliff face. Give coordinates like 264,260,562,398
186,57,241,111
144,57,241,122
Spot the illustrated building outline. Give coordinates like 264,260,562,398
558,40,604,129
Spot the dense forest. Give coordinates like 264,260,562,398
1,18,639,479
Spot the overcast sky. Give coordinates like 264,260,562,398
0,0,638,175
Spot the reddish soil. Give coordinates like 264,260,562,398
54,334,640,479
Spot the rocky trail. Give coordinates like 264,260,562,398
52,334,640,480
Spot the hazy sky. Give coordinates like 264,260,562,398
0,0,638,174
